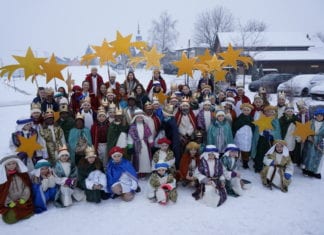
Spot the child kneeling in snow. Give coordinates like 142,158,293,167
221,144,251,197
53,146,84,207
193,145,227,208
147,161,177,205
106,146,138,202
152,137,175,175
261,140,294,192
30,159,57,213
77,146,108,203
0,156,34,224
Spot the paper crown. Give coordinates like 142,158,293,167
44,108,54,119
258,87,266,94
169,93,178,102
75,112,84,120
45,87,54,95
201,85,212,93
100,97,109,107
107,88,115,96
58,145,70,159
128,92,136,100
31,102,41,114
115,107,123,116
85,145,97,158
97,106,107,117
59,104,69,113
186,141,200,150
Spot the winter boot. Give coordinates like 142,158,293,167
242,160,249,169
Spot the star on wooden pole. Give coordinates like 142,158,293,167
41,53,68,83
218,44,242,70
16,135,43,158
172,52,196,78
197,49,213,64
92,39,116,66
293,121,315,142
110,31,133,56
142,45,165,69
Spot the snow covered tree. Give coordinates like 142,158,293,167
316,32,324,43
148,11,179,52
193,6,234,52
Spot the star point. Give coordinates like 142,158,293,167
16,135,43,158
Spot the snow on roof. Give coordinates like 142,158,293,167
250,50,324,61
218,32,324,48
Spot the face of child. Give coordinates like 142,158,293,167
82,82,90,92
128,73,134,80
254,99,263,107
189,149,197,156
264,109,276,117
76,119,84,129
315,114,324,122
100,85,107,94
82,103,91,111
107,94,115,101
160,143,169,151
237,89,244,96
31,112,41,119
182,86,190,94
203,104,211,111
154,71,160,79
299,106,307,114
5,161,17,171
112,153,122,163
278,97,286,106
285,109,294,117
136,86,143,94
208,153,216,160
157,168,167,175
87,156,96,164
275,143,284,153
242,107,251,116
153,103,160,110
217,114,225,122
136,116,144,123
60,154,70,162
23,123,32,131
40,167,49,176
98,114,107,123
229,150,239,158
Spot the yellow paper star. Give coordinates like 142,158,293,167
80,53,97,67
197,49,212,63
205,54,224,73
155,92,168,104
0,47,46,81
213,70,228,82
143,45,165,69
172,52,196,78
41,54,68,83
131,41,148,50
253,114,273,133
110,31,133,56
54,111,60,123
218,44,242,70
293,121,315,142
92,39,116,66
129,56,145,68
16,135,43,158
193,63,209,73
238,56,253,68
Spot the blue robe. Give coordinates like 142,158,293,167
68,128,92,165
207,120,233,153
106,158,138,194
32,182,57,214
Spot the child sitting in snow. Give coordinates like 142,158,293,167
77,146,108,203
147,161,177,205
106,146,138,202
261,140,294,192
53,145,84,207
221,144,251,197
0,155,34,224
193,145,227,208
30,159,56,213
152,137,175,174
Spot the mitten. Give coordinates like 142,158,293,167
65,178,73,187
161,184,173,191
284,173,292,180
8,201,16,208
270,161,275,166
19,198,26,204
231,171,237,178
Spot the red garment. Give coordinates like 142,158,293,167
175,110,197,129
146,78,167,94
234,95,251,104
85,73,104,95
251,104,264,117
91,121,109,152
0,172,34,221
70,93,83,114
105,81,121,96
179,153,200,180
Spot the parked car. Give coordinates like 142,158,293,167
163,62,178,75
310,84,324,101
248,73,294,93
277,74,324,97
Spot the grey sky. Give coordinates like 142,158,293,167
1,0,323,63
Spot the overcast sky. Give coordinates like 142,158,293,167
1,0,323,63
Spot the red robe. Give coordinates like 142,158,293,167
234,95,251,104
175,110,197,131
146,78,167,94
0,172,34,223
105,81,121,97
91,120,110,152
85,73,104,95
179,153,200,180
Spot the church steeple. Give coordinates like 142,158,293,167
136,22,142,41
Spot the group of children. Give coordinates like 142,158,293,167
1,67,324,224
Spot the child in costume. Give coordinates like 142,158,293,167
106,146,138,202
152,137,175,174
0,156,34,224
30,159,56,213
53,146,83,207
179,141,200,187
261,140,294,192
193,145,227,208
221,144,250,197
77,146,108,203
147,161,177,205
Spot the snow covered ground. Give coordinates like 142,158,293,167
0,66,323,235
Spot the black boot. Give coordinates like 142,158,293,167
313,173,322,179
242,161,249,169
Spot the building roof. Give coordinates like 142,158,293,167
250,48,324,61
218,32,324,48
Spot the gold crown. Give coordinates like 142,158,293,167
169,93,178,101
58,144,69,153
128,92,136,99
45,87,54,95
31,102,41,110
107,88,115,95
115,107,123,116
75,112,84,120
59,104,69,113
100,97,109,107
44,108,54,119
85,145,96,158
97,106,107,117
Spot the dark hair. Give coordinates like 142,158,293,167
78,157,103,170
133,84,146,95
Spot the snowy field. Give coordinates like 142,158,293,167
0,66,324,235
